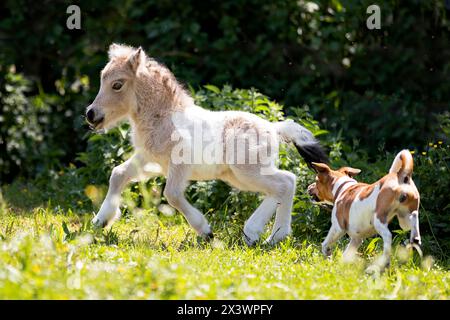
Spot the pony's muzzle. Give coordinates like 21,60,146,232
86,106,104,128
86,108,95,123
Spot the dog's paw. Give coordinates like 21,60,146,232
264,235,288,245
196,222,212,238
365,264,381,276
263,237,275,246
322,246,332,258
342,252,362,264
366,257,390,275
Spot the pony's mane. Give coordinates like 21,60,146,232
108,43,193,107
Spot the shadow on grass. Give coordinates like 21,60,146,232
1,178,94,213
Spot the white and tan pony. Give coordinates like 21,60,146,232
85,44,327,245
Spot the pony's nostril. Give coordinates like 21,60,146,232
86,109,95,123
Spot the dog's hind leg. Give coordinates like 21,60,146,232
92,152,161,228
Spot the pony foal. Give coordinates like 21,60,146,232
85,44,327,245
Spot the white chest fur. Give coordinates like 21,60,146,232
347,184,381,237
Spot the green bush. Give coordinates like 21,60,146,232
413,142,450,259
1,1,449,182
0,65,91,182
0,66,63,181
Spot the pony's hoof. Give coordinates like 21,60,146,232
243,234,256,246
204,232,214,241
91,217,107,228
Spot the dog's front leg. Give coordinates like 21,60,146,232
322,208,345,257
372,216,392,268
92,153,162,228
322,225,345,257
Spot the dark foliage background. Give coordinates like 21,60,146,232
0,1,449,259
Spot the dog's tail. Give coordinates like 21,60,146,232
275,119,328,167
389,149,414,183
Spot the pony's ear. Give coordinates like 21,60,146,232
339,167,361,178
311,162,331,174
127,46,144,73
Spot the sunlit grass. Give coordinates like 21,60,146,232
0,204,448,300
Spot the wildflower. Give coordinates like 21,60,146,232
31,265,41,273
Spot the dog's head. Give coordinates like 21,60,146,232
307,162,361,203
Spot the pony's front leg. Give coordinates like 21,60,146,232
92,153,161,228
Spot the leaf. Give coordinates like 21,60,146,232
314,129,329,137
203,85,220,94
366,237,380,255
62,221,71,236
88,134,104,142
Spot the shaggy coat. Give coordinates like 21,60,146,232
86,44,327,244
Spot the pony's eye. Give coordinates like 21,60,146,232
112,81,123,91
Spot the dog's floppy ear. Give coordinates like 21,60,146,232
339,167,361,178
311,162,331,174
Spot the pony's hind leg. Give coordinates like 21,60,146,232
264,170,296,244
243,197,278,246
229,165,296,245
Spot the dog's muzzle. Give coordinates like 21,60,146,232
307,183,320,202
411,236,422,246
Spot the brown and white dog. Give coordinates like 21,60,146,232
307,150,421,267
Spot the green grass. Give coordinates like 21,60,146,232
0,201,448,300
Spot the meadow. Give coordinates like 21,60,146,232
0,184,448,300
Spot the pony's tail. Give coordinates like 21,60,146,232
275,119,328,168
